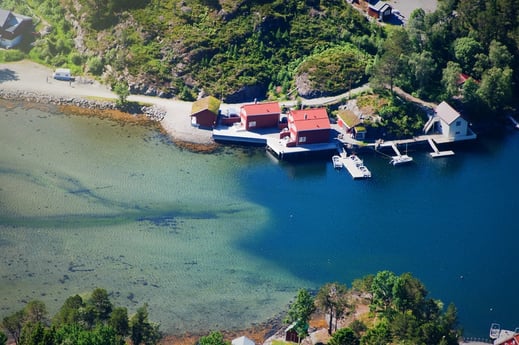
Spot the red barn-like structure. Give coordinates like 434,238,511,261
190,96,221,128
287,108,331,145
240,102,281,130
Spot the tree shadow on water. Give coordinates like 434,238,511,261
0,68,19,83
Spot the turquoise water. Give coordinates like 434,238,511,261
1,102,518,337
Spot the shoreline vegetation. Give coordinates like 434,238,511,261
2,272,464,345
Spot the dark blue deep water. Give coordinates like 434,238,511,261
236,130,519,337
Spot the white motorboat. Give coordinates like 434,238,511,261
389,154,413,166
490,323,501,339
332,155,343,169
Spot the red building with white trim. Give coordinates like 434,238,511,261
240,102,281,130
287,108,331,145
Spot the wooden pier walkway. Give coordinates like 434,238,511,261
428,138,455,158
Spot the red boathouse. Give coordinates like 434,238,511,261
287,108,331,145
240,101,281,130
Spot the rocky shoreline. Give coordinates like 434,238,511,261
0,89,167,121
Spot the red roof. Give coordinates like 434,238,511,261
457,73,470,85
457,73,479,85
289,108,330,131
241,101,281,116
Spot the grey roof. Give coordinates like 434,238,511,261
232,336,255,345
0,9,12,28
369,0,392,12
435,101,460,125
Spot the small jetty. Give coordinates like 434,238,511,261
389,143,413,165
339,152,371,179
427,138,455,158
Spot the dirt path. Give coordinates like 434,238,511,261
0,60,373,144
0,60,213,144
392,86,437,109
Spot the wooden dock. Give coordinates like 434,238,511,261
267,138,338,159
368,134,463,159
427,138,455,158
212,124,338,159
339,153,371,179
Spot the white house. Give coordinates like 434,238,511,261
232,336,255,345
423,101,476,141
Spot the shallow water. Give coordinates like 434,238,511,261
1,102,518,337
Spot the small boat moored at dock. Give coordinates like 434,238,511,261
490,323,501,339
389,154,413,166
332,155,343,169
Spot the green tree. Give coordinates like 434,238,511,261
488,40,512,69
370,29,411,94
113,81,130,107
453,37,482,74
19,321,52,345
407,9,427,51
441,61,462,100
286,289,315,325
130,304,161,345
53,294,84,326
24,300,48,325
389,310,419,343
109,307,129,338
461,77,481,112
351,275,374,296
315,282,349,335
392,273,427,314
87,56,104,76
328,327,359,345
0,331,7,345
408,51,437,95
477,66,513,113
198,331,229,345
472,53,490,79
286,289,315,342
370,270,398,313
360,320,391,345
349,320,367,338
2,310,25,345
88,288,113,324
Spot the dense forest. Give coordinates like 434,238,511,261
0,288,160,345
1,272,461,345
3,0,519,114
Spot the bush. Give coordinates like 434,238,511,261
69,53,83,66
87,56,104,76
295,44,370,96
0,49,25,62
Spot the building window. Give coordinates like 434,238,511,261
249,121,256,127
299,136,307,143
456,120,461,126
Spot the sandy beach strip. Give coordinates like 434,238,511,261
0,60,213,144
